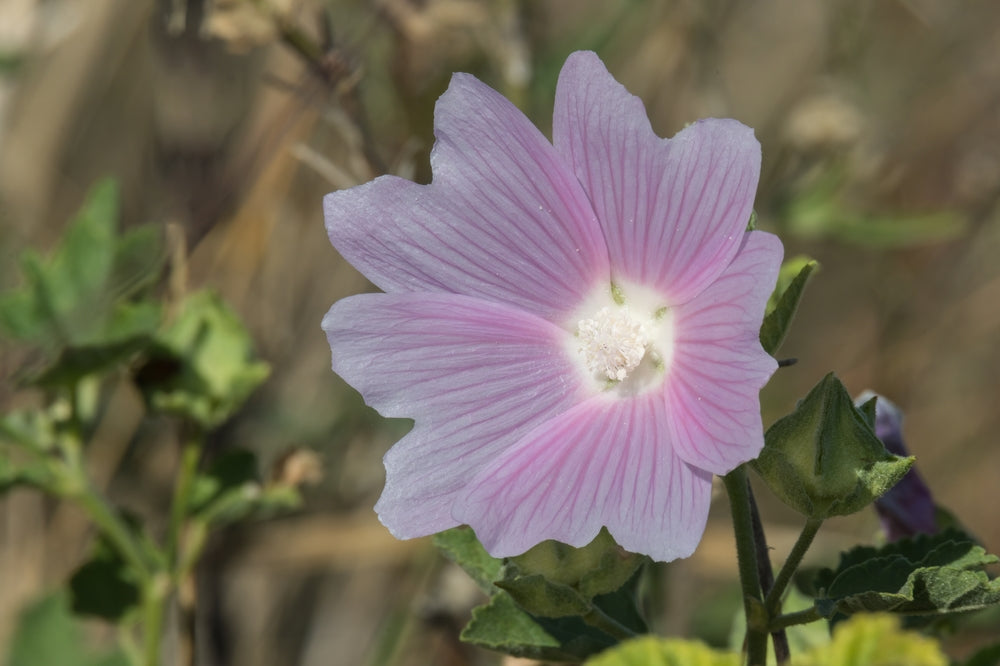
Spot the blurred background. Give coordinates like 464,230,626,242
1,0,999,664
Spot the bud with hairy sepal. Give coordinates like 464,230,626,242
753,373,913,519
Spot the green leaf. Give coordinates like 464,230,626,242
784,167,966,249
187,448,300,526
0,411,58,494
793,613,947,666
461,591,617,662
0,178,165,385
814,530,1000,618
0,409,56,453
5,591,129,666
189,448,261,525
507,529,647,600
496,574,592,618
68,538,140,621
959,641,1000,666
432,527,503,594
760,257,817,355
497,530,647,619
752,373,913,519
0,454,53,494
138,290,269,428
583,636,739,666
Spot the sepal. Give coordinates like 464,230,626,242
752,373,912,519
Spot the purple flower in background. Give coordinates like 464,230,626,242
856,392,938,541
322,51,782,562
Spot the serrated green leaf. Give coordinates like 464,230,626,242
432,527,503,594
5,591,130,666
760,257,817,355
793,613,947,666
584,636,739,666
0,178,165,384
496,574,592,618
138,290,269,428
814,531,1000,618
461,591,616,662
753,373,912,519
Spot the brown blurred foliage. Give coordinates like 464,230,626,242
1,0,999,664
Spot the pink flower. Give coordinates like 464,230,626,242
322,51,782,562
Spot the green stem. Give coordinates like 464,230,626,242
74,485,151,581
723,466,768,666
141,574,170,666
167,438,201,570
764,517,823,615
769,606,824,632
581,604,638,641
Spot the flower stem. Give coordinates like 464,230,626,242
747,480,789,664
723,466,768,666
142,573,170,666
73,480,152,581
769,606,824,632
581,604,638,641
764,517,823,615
167,438,201,569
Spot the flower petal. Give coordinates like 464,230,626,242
664,231,783,474
553,51,761,305
457,394,714,562
324,72,609,323
322,293,582,537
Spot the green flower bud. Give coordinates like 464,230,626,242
752,373,913,519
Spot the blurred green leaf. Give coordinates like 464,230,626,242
461,591,617,662
753,373,912,519
138,290,269,428
583,636,739,666
784,168,965,248
189,448,260,512
793,613,947,666
959,641,1000,666
760,256,817,355
433,527,504,594
0,178,164,385
814,530,1000,618
0,410,58,494
68,538,140,621
5,591,129,666
0,409,56,453
188,448,300,526
0,450,53,494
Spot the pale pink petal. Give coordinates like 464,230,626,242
456,394,714,562
322,293,582,537
553,51,760,305
664,231,783,474
324,72,609,324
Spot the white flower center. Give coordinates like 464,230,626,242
576,307,649,382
